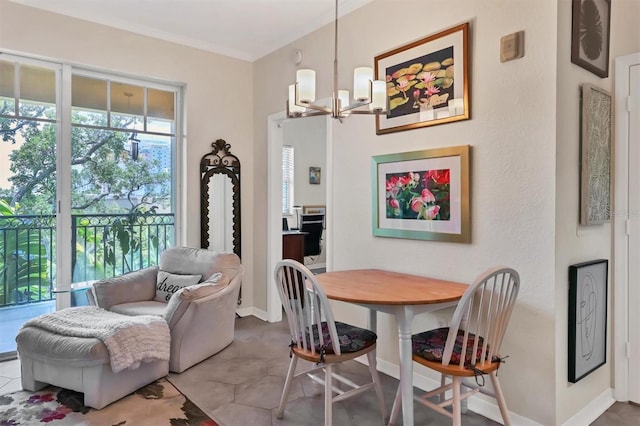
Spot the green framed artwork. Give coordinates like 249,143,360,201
372,145,471,243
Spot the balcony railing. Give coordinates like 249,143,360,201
0,213,174,308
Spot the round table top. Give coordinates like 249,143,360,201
314,269,468,306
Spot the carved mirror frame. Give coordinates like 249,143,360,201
200,139,241,259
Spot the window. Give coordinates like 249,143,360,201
282,145,294,214
0,52,183,357
0,53,182,288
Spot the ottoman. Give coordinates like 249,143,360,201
16,326,169,409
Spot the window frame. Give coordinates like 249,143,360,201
0,51,186,302
282,145,294,215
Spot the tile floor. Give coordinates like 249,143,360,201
1,315,639,425
0,358,21,396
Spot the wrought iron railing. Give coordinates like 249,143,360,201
0,213,174,308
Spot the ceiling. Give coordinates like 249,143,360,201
10,0,373,62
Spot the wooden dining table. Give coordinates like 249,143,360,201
315,269,468,426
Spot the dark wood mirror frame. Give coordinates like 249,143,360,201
200,139,241,259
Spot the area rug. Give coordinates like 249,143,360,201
0,378,218,425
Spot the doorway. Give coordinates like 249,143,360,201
266,112,332,322
613,52,640,402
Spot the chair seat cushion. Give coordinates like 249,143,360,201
110,300,167,317
304,321,376,355
412,327,488,367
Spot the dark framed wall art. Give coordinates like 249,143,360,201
571,0,611,78
568,259,608,383
309,167,321,184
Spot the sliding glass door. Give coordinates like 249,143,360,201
69,74,177,288
0,54,180,359
0,58,59,359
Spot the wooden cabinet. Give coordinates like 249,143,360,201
282,231,306,263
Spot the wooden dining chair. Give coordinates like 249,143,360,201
274,259,387,426
389,266,520,426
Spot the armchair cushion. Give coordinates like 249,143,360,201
91,266,158,310
154,270,202,302
110,300,166,317
181,272,224,301
159,246,240,287
162,272,224,328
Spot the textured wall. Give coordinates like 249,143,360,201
254,0,558,423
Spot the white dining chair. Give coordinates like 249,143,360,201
274,259,387,426
389,266,520,426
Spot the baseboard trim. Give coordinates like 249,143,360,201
371,358,540,425
236,307,269,321
239,313,611,425
561,388,614,426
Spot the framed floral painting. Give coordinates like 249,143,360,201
371,145,471,243
374,22,470,135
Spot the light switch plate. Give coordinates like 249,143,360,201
500,31,524,62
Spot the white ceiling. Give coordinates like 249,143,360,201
10,0,373,62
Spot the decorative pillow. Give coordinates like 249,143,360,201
154,270,202,302
180,272,225,301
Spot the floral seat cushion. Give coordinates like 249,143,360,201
412,327,490,367
296,321,377,356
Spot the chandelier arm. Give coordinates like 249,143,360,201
299,103,332,114
288,110,331,118
348,110,385,115
340,100,371,112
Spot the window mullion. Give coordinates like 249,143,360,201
55,63,73,306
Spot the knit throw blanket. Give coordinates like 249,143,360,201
22,306,170,373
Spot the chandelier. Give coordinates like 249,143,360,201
287,0,387,120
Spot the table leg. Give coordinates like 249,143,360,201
368,309,377,333
396,307,415,426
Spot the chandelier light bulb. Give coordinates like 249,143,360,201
296,69,316,104
370,80,386,111
353,67,374,102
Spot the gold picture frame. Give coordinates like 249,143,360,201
374,22,470,135
372,145,471,243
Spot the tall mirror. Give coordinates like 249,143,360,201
200,139,241,259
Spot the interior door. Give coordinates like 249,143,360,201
628,63,640,403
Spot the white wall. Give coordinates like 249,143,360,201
283,116,327,265
0,0,255,308
254,0,558,423
282,116,327,212
554,0,640,424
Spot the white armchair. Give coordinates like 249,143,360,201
87,246,242,373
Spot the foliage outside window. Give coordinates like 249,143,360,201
0,59,178,305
